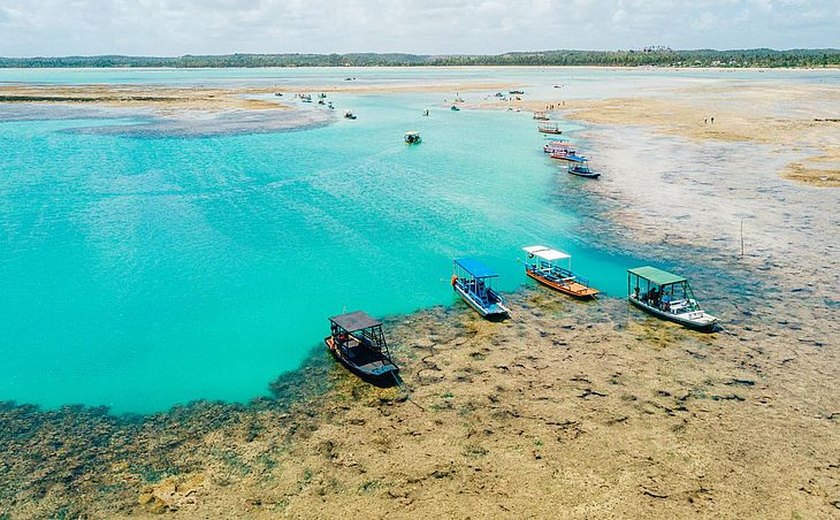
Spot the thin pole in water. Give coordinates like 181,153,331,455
740,220,745,258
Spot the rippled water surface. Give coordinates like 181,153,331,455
1,67,831,412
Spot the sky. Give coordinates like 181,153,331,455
0,0,837,57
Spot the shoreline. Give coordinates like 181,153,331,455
3,282,837,517
1,64,838,71
1,72,838,518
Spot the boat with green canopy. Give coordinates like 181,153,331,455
627,266,718,331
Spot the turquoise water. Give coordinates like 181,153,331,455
4,67,832,413
2,65,836,93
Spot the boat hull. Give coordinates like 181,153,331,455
525,270,599,299
325,336,399,383
568,169,600,179
628,296,718,332
453,283,509,320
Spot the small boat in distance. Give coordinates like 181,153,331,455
404,131,422,145
533,111,550,121
509,89,525,95
422,109,430,116
627,266,718,332
452,258,510,320
325,310,400,383
538,123,562,134
556,154,600,179
522,246,599,299
450,105,460,111
344,110,357,119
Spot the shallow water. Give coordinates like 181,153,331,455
0,67,833,413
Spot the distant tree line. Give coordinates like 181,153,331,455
1,49,837,68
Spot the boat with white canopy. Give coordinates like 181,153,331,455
404,131,422,144
522,245,599,299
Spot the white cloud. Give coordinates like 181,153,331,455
0,0,836,56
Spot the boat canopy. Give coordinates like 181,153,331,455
328,310,383,333
627,266,687,286
454,257,499,279
522,245,570,261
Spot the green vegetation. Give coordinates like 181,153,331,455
1,48,838,68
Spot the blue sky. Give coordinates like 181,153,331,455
0,0,837,57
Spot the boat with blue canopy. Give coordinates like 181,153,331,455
555,153,600,179
627,266,718,331
325,310,400,383
522,245,599,299
451,258,510,320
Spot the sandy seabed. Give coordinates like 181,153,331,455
0,74,838,519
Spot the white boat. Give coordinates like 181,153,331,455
404,131,422,144
627,266,718,331
452,258,510,320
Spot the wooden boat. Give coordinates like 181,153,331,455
344,110,357,119
627,266,718,332
404,131,422,145
533,111,550,121
555,154,600,178
522,245,599,299
538,123,562,134
325,311,400,382
452,258,510,320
